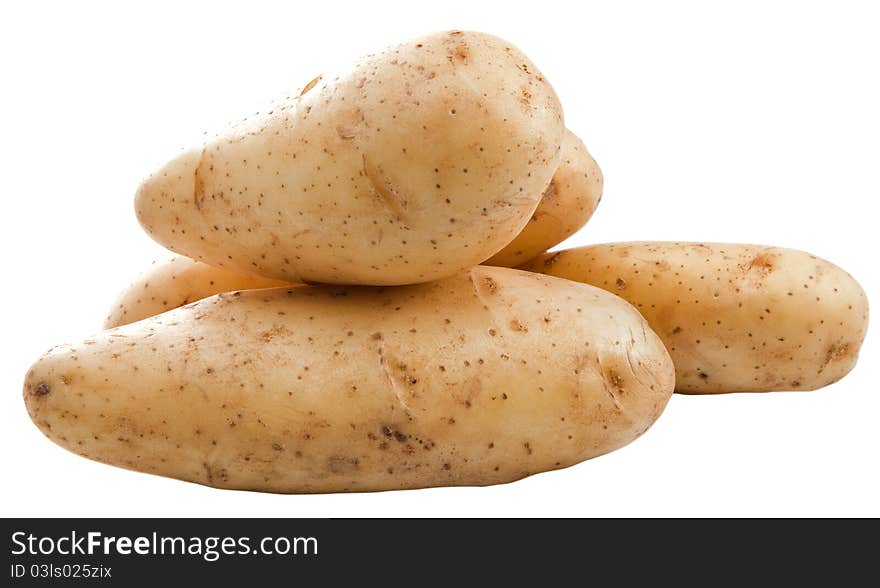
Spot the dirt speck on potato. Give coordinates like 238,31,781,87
748,252,776,272
328,456,360,475
819,342,852,373
33,382,52,396
509,319,527,332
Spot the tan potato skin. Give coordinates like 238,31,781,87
520,243,869,394
109,132,597,328
486,130,603,267
135,31,564,286
24,267,673,493
104,256,291,329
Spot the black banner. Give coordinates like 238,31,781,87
1,518,874,585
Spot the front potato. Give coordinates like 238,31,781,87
521,243,869,393
135,31,564,286
25,267,673,493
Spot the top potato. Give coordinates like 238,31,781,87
136,31,564,285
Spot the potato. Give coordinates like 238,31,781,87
109,133,598,328
104,256,291,329
520,243,869,393
24,267,673,493
135,31,564,286
485,130,603,267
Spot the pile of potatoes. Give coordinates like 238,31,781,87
24,31,868,493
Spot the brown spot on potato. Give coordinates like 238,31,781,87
747,252,776,273
203,463,229,485
381,425,408,443
300,75,322,96
542,179,558,201
33,382,51,396
608,370,625,395
819,342,851,372
447,41,470,64
615,278,626,290
452,376,482,407
259,325,292,342
193,163,206,210
327,456,359,474
509,319,527,332
363,154,409,224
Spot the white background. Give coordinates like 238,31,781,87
1,0,877,517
